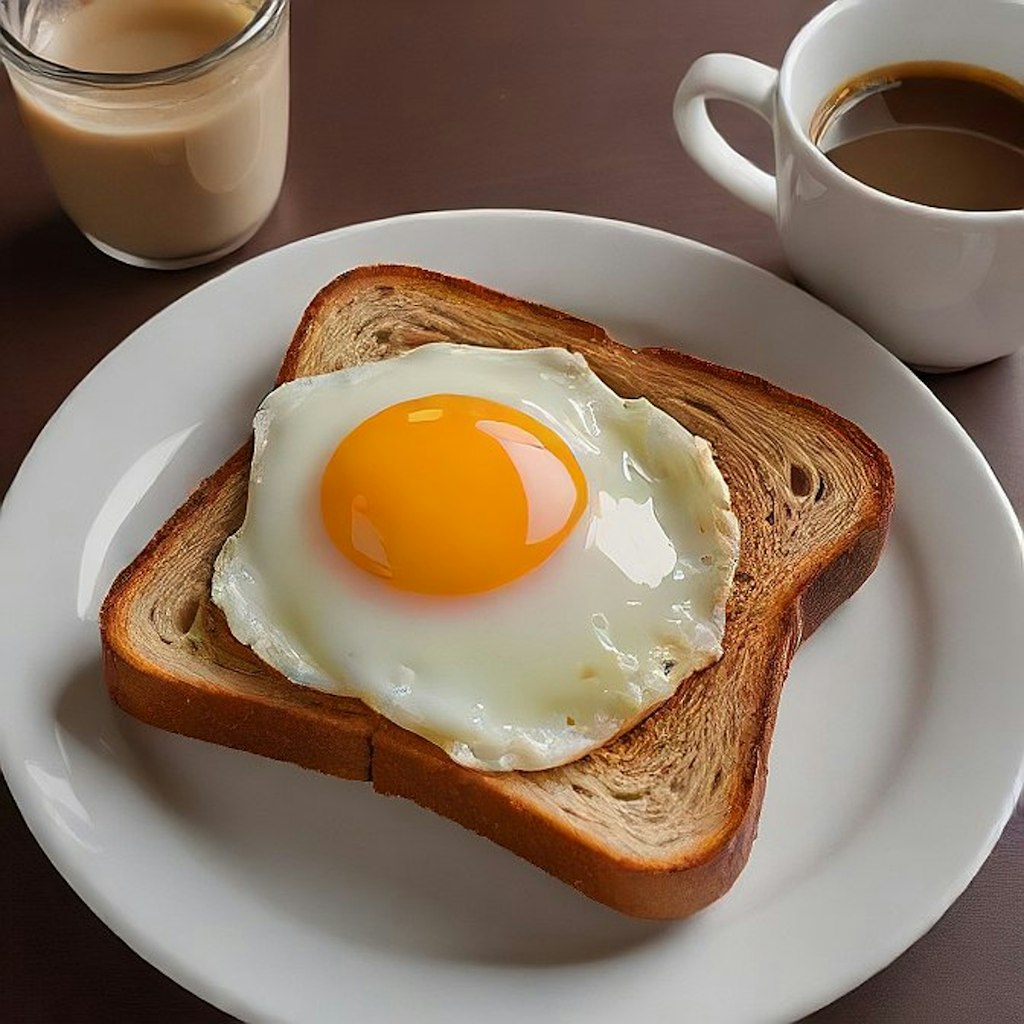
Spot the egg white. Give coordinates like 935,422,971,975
212,343,739,771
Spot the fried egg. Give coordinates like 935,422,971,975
212,343,739,771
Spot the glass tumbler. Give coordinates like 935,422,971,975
0,0,289,269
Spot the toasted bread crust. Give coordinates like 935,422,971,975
100,265,894,918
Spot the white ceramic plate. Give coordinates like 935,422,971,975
2,211,1023,1024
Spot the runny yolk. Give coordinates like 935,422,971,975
320,394,588,595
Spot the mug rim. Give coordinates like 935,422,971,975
775,0,1024,222
0,0,287,88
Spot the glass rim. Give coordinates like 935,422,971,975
0,0,287,88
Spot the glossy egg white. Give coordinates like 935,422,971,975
212,343,739,771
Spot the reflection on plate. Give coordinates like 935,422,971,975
1,211,1022,1024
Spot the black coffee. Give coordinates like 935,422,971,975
811,62,1024,211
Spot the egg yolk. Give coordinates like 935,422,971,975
320,394,588,595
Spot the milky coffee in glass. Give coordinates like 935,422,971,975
1,0,289,268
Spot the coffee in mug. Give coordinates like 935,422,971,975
673,0,1024,371
812,62,1024,212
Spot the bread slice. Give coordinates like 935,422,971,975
100,266,894,918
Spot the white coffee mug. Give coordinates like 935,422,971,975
674,0,1024,371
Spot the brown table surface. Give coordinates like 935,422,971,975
2,2,1022,1021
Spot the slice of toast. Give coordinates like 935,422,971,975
100,266,894,919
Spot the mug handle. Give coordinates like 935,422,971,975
673,54,779,219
